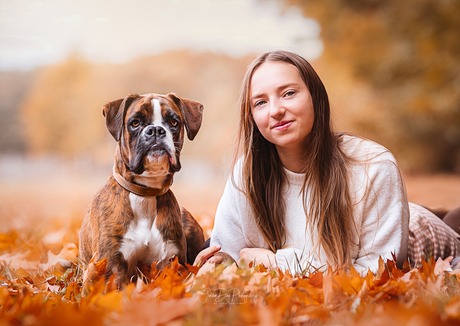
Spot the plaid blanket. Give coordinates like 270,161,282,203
408,203,460,267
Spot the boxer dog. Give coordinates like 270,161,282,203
79,93,205,289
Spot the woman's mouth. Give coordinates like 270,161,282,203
272,120,293,131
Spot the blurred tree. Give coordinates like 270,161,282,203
0,70,35,153
21,54,106,157
286,0,460,172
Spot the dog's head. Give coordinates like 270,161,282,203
103,93,203,180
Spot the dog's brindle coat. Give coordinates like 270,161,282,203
79,93,205,288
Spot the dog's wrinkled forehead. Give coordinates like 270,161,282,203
103,92,203,142
125,94,181,122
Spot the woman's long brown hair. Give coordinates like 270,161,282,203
235,51,355,268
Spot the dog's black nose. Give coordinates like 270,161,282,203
144,125,166,139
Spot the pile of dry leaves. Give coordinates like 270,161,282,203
1,221,459,325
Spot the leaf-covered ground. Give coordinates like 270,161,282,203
1,217,459,326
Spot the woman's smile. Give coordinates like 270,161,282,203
271,120,293,131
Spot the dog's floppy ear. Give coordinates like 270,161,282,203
102,94,139,141
167,93,204,141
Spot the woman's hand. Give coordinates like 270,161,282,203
194,245,237,267
239,248,276,267
194,245,223,267
194,245,237,276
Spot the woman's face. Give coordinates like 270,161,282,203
250,61,314,157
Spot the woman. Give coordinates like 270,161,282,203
196,51,460,275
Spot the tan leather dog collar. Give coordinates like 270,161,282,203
112,168,170,197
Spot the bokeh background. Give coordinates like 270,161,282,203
1,0,459,233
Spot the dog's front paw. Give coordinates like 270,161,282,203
82,258,107,295
82,258,129,294
156,255,180,270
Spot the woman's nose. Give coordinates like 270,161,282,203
269,100,285,118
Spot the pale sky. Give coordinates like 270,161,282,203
0,0,322,70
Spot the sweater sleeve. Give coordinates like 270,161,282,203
352,157,410,274
210,177,247,261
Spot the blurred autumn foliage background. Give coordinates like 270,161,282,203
294,0,460,172
1,0,460,224
1,0,460,324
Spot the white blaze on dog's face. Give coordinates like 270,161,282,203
103,92,203,189
121,94,186,187
143,98,177,171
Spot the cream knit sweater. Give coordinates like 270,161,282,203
210,135,412,274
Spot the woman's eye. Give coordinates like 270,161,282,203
253,100,266,108
130,120,140,128
284,90,296,97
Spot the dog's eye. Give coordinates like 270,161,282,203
169,119,179,127
130,119,140,128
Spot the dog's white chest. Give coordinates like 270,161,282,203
119,195,167,274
